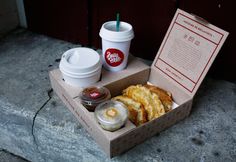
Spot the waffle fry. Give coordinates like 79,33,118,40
112,84,172,126
123,85,165,121
112,95,147,126
144,84,173,112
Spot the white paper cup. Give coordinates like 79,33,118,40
59,47,102,87
99,21,134,72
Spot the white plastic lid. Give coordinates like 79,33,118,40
59,47,101,75
95,100,128,131
99,21,134,42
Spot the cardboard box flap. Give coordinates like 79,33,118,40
151,9,229,97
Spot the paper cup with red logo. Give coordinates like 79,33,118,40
99,21,134,72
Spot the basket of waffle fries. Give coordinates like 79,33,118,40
112,84,173,126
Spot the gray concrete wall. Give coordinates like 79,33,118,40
0,0,19,37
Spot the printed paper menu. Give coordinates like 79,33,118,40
154,9,228,95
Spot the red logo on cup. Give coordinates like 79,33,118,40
105,48,124,67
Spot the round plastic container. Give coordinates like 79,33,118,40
99,21,134,72
79,86,111,112
59,47,102,87
95,100,128,132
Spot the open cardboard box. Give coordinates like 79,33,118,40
49,9,228,157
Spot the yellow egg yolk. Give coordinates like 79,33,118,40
105,108,118,118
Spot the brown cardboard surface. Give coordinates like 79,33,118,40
151,9,229,97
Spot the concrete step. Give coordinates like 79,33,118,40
0,28,236,162
0,149,29,162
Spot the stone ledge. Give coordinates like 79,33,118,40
0,29,236,162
